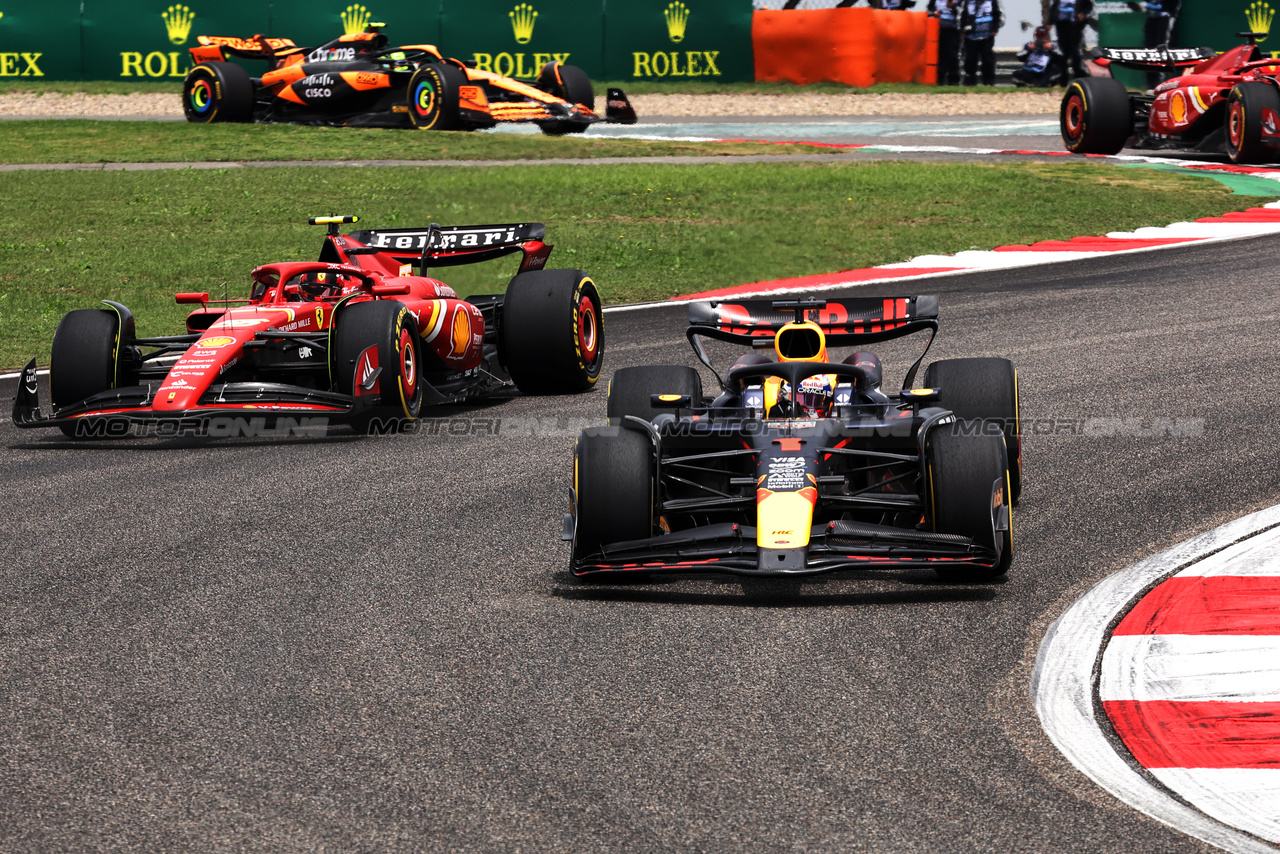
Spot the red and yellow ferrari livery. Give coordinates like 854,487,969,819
13,216,605,438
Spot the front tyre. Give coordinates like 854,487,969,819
1226,82,1280,164
606,365,702,425
925,428,1012,581
924,357,1022,503
331,300,424,431
51,308,133,438
1060,77,1131,155
501,268,604,394
183,62,254,123
573,425,656,578
408,63,465,131
537,62,595,135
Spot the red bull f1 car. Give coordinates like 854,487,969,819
182,25,636,134
13,216,605,438
567,296,1022,582
1061,32,1280,163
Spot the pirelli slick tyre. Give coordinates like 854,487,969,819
1060,77,1131,155
573,425,656,577
408,63,465,131
924,357,1022,503
51,308,132,437
925,427,1013,581
1226,82,1280,164
331,300,424,431
183,62,254,123
537,62,594,135
501,268,604,394
606,365,702,426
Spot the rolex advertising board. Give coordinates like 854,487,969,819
27,0,752,81
268,1,440,58
440,0,605,80
1097,0,1280,56
80,1,271,81
0,1,82,80
605,0,752,82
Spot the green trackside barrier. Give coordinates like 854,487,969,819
603,0,753,83
442,0,604,79
0,0,81,80
0,0,754,82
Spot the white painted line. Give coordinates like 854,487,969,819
1032,504,1280,854
1150,768,1280,843
1170,529,1280,577
1101,634,1280,703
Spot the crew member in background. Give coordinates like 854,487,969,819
1128,0,1180,88
1049,0,1091,83
929,0,963,84
1012,25,1066,86
961,0,1003,85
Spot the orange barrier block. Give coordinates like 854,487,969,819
752,8,936,86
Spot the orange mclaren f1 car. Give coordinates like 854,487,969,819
182,24,636,133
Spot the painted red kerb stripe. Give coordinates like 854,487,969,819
1113,575,1280,636
1105,699,1280,768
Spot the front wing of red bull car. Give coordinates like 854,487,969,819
13,215,605,438
568,296,1022,582
183,25,636,134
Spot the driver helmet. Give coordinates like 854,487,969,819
293,271,343,300
793,374,836,417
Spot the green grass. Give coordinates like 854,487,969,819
0,78,1049,97
0,119,842,164
0,161,1258,369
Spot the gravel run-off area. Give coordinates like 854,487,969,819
0,90,1062,118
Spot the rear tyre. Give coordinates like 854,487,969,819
538,62,594,135
606,365,702,426
182,62,254,123
501,268,604,394
408,63,465,130
925,427,1012,581
51,308,128,438
573,425,656,578
924,357,1022,503
1060,77,1131,155
331,300,424,432
1226,82,1280,164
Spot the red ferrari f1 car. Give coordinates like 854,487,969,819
567,296,1021,582
1061,32,1280,162
13,216,605,438
183,25,636,134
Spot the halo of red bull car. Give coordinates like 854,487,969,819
1062,32,1280,163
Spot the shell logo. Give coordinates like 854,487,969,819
450,307,471,356
1170,90,1188,124
196,336,236,347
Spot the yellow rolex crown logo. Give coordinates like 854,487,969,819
162,4,195,45
341,4,372,35
510,3,538,44
665,1,690,43
1248,1,1275,41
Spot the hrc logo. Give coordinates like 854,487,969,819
1247,1,1275,42
665,1,690,44
162,4,195,45
341,4,372,35
510,3,538,44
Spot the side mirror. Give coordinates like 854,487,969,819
371,282,411,297
175,292,209,304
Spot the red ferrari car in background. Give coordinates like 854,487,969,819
13,216,605,438
1061,33,1280,163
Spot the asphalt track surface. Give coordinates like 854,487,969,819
6,232,1280,852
